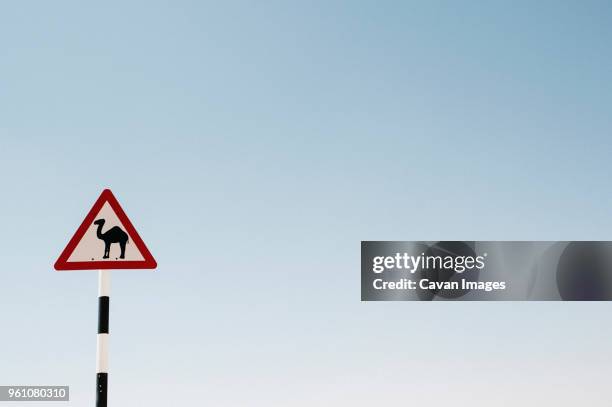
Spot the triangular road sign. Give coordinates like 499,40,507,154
54,189,157,271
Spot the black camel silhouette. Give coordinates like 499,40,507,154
93,219,129,259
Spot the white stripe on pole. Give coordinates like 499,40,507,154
96,334,109,373
99,270,111,297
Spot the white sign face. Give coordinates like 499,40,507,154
55,189,157,271
67,202,146,262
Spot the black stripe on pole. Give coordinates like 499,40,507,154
98,296,109,334
96,372,108,407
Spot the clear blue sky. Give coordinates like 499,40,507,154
1,1,612,406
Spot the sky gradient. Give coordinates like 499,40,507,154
1,1,612,406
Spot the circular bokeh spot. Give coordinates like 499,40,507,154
417,241,480,300
557,241,612,301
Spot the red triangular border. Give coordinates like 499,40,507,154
54,189,157,271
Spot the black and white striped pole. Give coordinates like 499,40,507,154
96,270,110,407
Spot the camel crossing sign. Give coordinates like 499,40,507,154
54,189,156,406
54,189,157,271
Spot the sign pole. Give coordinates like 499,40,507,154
96,270,110,407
